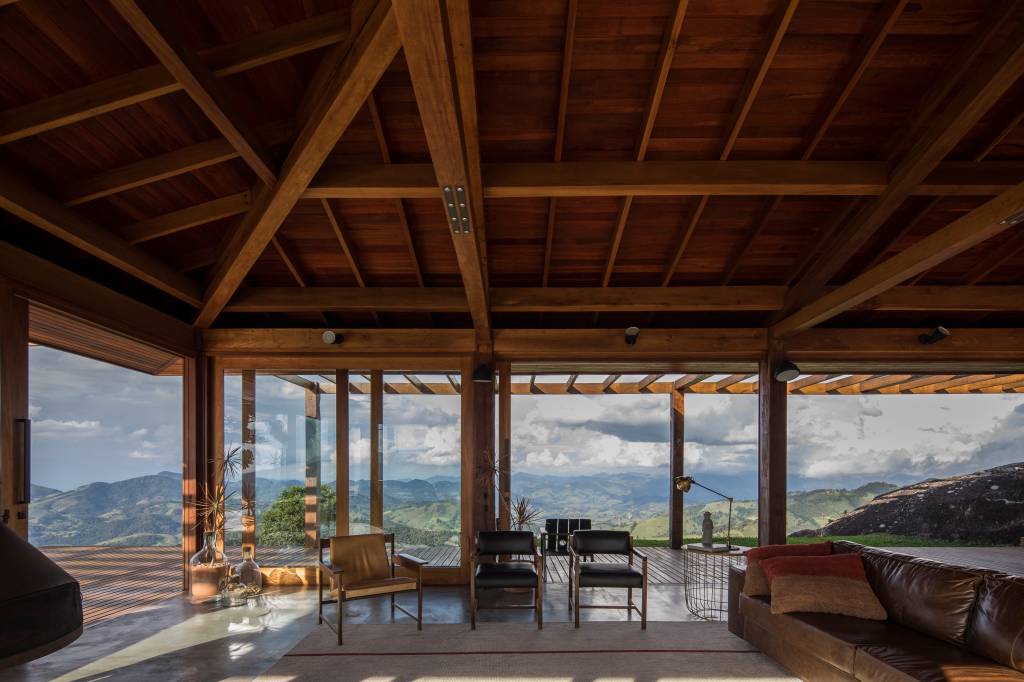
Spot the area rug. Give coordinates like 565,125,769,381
257,621,796,681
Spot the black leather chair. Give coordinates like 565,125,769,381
470,531,543,630
569,530,647,629
540,518,591,582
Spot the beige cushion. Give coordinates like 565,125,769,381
339,577,417,599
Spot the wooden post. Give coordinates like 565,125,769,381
369,369,383,530
497,361,511,530
210,357,225,551
335,370,349,536
757,345,788,546
669,388,685,549
0,285,29,539
181,352,210,590
304,386,321,550
241,369,256,555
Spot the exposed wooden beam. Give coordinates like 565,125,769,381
860,196,943,273
194,0,400,327
774,181,1024,336
224,284,1024,315
661,0,798,287
405,373,433,395
367,92,424,286
306,160,1024,199
716,373,752,391
542,0,578,286
637,374,662,392
784,20,1024,313
0,166,202,306
602,375,621,392
274,374,318,392
673,374,710,390
787,328,1024,363
820,374,874,393
876,374,958,394
393,0,490,340
0,11,349,144
110,0,278,184
787,374,830,391
601,0,688,287
566,374,579,392
122,192,250,244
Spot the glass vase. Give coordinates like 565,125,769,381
235,547,263,592
189,531,228,603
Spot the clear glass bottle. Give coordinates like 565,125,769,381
189,531,228,602
235,546,263,592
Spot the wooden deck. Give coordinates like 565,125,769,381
41,546,183,629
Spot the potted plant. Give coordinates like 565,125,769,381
189,445,241,602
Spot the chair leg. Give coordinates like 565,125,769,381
417,581,423,631
470,580,476,630
391,592,396,618
337,598,344,645
574,580,580,628
641,585,648,630
536,583,543,630
318,578,323,625
628,587,632,610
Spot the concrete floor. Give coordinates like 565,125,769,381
1,584,702,682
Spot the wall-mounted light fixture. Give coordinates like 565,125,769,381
773,360,800,382
321,330,344,345
624,326,640,346
472,364,493,383
919,326,950,345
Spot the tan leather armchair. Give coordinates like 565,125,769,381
318,533,427,645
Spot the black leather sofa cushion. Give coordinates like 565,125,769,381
474,561,538,588
966,574,1024,672
578,562,643,588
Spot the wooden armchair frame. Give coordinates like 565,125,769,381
569,534,648,629
469,533,544,630
317,533,427,645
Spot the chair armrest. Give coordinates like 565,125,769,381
631,547,648,562
568,545,579,560
319,560,343,585
395,553,428,569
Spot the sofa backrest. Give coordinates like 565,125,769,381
965,574,1024,673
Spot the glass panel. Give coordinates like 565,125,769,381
320,381,337,539
382,373,461,563
349,386,372,536
222,374,243,563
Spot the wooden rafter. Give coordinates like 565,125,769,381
673,374,709,390
122,192,251,245
660,0,798,287
110,0,277,184
194,0,400,328
367,92,424,286
542,0,577,286
783,20,1024,314
601,375,621,392
774,181,1024,336
566,374,579,392
637,374,662,392
0,11,349,145
860,196,943,273
787,374,829,391
601,0,688,287
224,284,1024,315
404,374,433,394
715,374,752,391
393,0,490,339
0,165,201,305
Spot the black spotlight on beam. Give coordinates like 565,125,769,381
625,326,640,346
321,330,344,345
773,360,800,382
472,364,494,383
919,326,950,345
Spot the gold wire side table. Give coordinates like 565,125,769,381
682,546,747,621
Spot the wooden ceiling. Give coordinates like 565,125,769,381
2,0,1023,335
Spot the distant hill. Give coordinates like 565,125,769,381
31,484,62,500
800,462,1024,544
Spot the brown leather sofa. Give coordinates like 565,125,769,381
727,541,1024,681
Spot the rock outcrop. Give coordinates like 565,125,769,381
793,462,1024,545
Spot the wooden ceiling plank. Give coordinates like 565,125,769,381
774,181,1024,336
963,229,1024,285
661,0,797,286
0,10,348,144
784,20,1024,313
861,196,943,273
122,191,250,244
602,0,688,287
367,92,424,286
110,0,278,184
393,0,490,339
542,0,578,286
195,0,400,328
721,195,782,284
0,165,201,306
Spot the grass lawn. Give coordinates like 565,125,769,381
635,534,979,548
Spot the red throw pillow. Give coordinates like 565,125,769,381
742,541,832,596
760,553,887,620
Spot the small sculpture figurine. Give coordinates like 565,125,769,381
701,511,714,546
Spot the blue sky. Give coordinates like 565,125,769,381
29,346,1024,494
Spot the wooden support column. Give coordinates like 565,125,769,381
461,356,495,574
0,286,29,539
182,351,210,590
669,389,685,549
210,357,225,551
497,361,511,530
241,370,256,556
335,370,349,536
304,386,321,550
369,370,383,530
757,346,788,546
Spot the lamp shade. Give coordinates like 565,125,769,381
472,364,493,383
774,360,800,382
